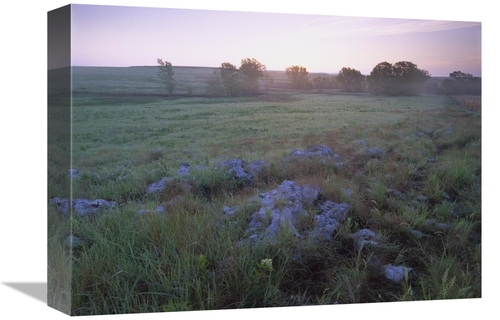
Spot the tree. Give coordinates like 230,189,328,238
312,76,330,92
336,67,365,92
449,71,474,82
392,61,430,95
262,73,274,91
423,79,444,95
239,58,266,94
441,71,481,95
367,61,395,95
205,70,225,96
220,62,242,96
285,65,312,90
367,61,429,96
157,58,176,95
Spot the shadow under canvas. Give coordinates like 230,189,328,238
3,282,47,304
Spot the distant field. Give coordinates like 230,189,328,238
48,66,478,200
65,67,454,183
70,66,336,99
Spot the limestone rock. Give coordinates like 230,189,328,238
289,145,342,163
50,197,116,217
351,228,380,249
383,264,412,283
221,205,239,216
311,201,350,240
146,177,173,195
226,180,352,244
364,147,385,158
72,198,116,217
67,169,82,180
176,162,190,177
50,197,71,215
246,180,320,244
216,159,267,186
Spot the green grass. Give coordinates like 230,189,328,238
48,67,481,315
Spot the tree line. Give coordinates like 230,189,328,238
157,57,481,97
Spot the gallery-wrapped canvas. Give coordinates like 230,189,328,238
47,3,481,316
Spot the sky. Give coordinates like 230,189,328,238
69,4,481,77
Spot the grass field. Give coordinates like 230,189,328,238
48,66,481,315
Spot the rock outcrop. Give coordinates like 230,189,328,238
289,145,343,165
50,197,116,217
312,200,350,240
245,180,321,243
216,159,268,186
221,180,350,245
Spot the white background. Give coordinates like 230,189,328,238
0,1,496,319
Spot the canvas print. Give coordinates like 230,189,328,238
47,4,481,316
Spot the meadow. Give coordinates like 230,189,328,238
48,67,481,315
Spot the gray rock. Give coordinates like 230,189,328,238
351,229,378,241
386,189,403,198
318,201,350,221
216,159,267,186
146,177,173,194
364,147,385,158
356,139,367,145
312,215,340,240
67,169,82,180
246,159,268,176
351,229,379,249
72,198,116,217
246,180,320,244
357,240,379,249
221,205,239,216
312,201,350,240
136,204,165,216
217,159,246,176
265,207,302,242
136,209,149,216
289,145,341,163
176,162,190,177
50,197,71,215
383,264,412,282
230,180,353,244
410,229,425,239
50,197,116,217
415,195,428,202
154,205,165,214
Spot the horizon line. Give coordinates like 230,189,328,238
50,65,462,78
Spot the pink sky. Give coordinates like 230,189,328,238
70,4,481,77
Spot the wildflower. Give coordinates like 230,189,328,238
260,258,273,271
